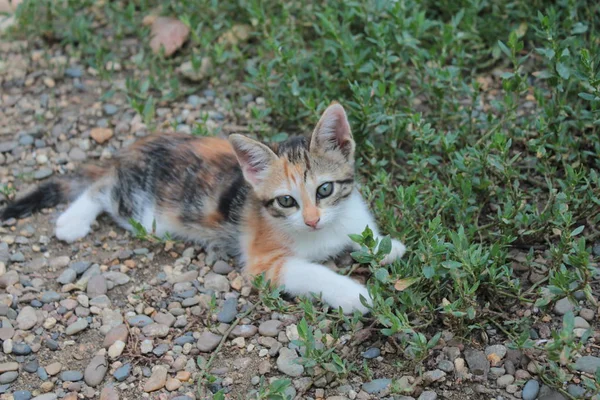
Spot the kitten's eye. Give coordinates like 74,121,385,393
317,182,334,198
276,195,297,208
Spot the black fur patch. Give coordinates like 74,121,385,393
1,181,65,220
218,170,248,222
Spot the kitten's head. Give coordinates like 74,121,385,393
230,102,355,233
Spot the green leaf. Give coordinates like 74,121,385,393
374,268,389,283
579,92,598,101
556,62,570,80
570,225,585,236
534,297,551,308
376,236,392,257
441,261,462,270
423,266,436,279
497,40,511,58
571,22,588,34
348,234,363,244
351,251,374,264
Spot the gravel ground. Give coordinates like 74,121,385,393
1,27,599,400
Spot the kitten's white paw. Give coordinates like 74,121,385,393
55,213,91,243
326,284,372,315
381,239,407,265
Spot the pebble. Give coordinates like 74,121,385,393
100,386,119,400
13,343,32,355
65,67,83,78
34,168,53,180
127,315,153,327
217,297,238,323
423,369,446,383
14,391,32,400
579,308,595,321
57,269,77,284
66,318,88,335
0,362,18,373
259,320,283,337
362,379,391,394
485,344,507,359
197,331,222,352
70,261,91,275
566,384,585,398
153,312,176,327
438,360,454,372
104,324,128,348
114,363,131,381
362,347,381,359
50,256,70,269
553,297,575,315
31,395,57,400
61,370,83,382
45,362,62,376
87,275,108,297
109,340,126,358
40,291,61,303
142,323,169,338
143,365,168,392
574,356,600,373
277,348,304,377
497,374,514,388
574,316,590,329
204,272,230,291
165,378,182,391
16,306,37,330
103,104,118,115
522,380,540,400
84,355,108,386
231,324,258,337
465,349,489,377
213,260,234,274
0,371,18,384
418,392,437,400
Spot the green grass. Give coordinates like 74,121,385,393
9,0,600,397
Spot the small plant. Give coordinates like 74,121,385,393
128,218,173,243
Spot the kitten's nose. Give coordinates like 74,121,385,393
305,218,320,229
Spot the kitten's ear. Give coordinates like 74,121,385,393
229,134,277,186
310,102,355,159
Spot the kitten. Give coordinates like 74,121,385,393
1,103,406,313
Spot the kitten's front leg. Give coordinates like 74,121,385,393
279,257,371,314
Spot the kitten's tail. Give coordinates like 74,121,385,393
1,165,108,221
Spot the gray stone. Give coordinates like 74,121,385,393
438,360,454,372
204,272,230,292
103,271,130,285
538,385,567,400
423,369,446,383
87,275,107,297
84,355,107,387
31,394,57,400
34,168,53,180
258,320,283,337
40,291,61,303
65,67,83,78
574,316,590,329
89,295,111,308
68,147,87,161
114,363,131,381
70,261,91,275
103,104,118,115
574,356,600,373
485,344,507,359
213,260,234,275
17,306,37,330
14,391,32,400
497,374,514,388
277,348,304,377
57,269,77,284
0,142,17,153
127,315,153,327
217,298,237,323
465,349,489,377
522,380,540,400
554,297,575,316
10,252,25,263
0,371,18,384
60,370,83,382
566,384,585,398
142,323,169,338
362,378,391,394
66,318,88,335
12,343,32,355
153,312,176,327
197,331,222,352
418,392,437,400
231,324,258,338
362,347,381,359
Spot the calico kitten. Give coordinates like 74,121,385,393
1,103,406,313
